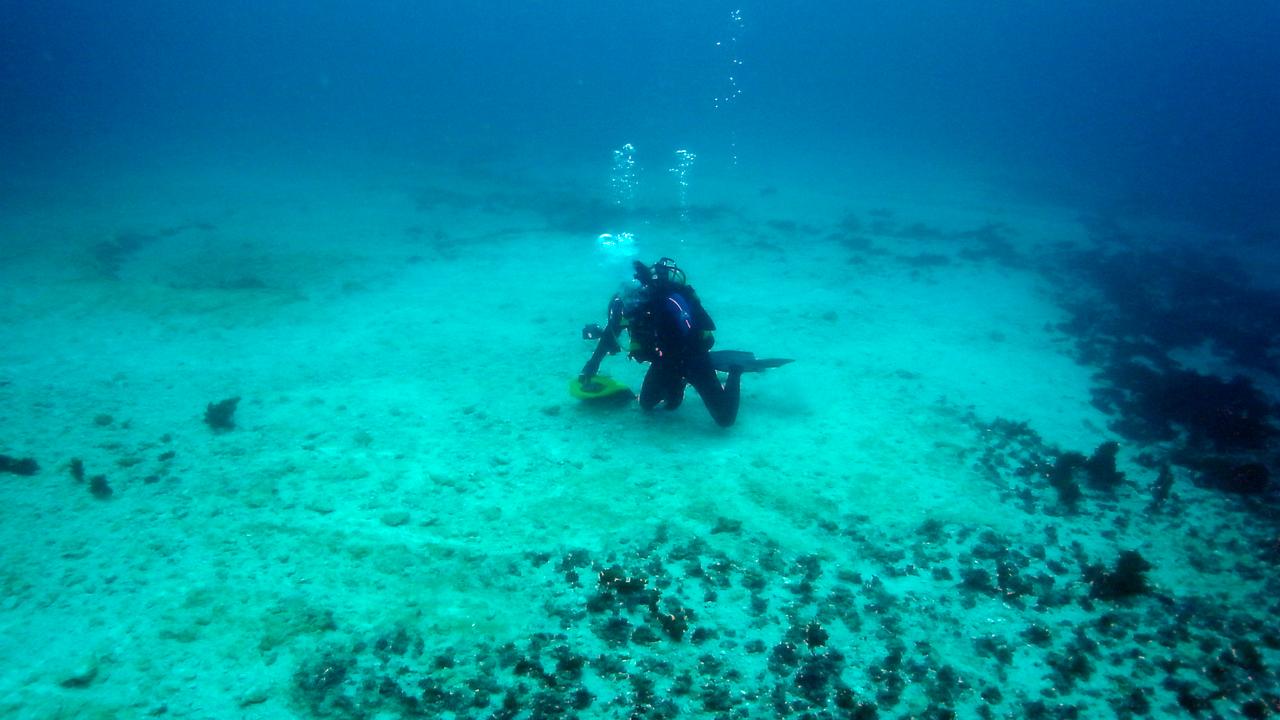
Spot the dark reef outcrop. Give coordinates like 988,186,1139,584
1184,456,1272,496
1045,241,1280,504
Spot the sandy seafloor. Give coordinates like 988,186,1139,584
1,153,1277,719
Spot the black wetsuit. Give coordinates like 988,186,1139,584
581,281,742,427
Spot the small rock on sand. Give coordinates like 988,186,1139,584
59,660,99,688
381,510,410,527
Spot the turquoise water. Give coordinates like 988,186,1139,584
2,3,1278,719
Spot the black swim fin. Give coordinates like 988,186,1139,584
708,350,794,373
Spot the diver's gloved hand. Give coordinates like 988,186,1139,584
579,353,606,388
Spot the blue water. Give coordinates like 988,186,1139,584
2,3,1279,718
4,2,1277,233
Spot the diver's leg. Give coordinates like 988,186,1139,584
639,364,665,410
686,354,742,427
640,362,683,410
664,372,687,410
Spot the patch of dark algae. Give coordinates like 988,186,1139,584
291,516,1279,719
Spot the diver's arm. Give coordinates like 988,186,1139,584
579,296,625,382
579,335,619,382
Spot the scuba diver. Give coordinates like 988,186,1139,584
575,257,791,427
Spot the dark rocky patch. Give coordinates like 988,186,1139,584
1185,457,1271,495
794,652,840,704
1092,363,1277,454
710,516,742,534
1084,550,1153,601
88,474,112,499
654,604,690,641
204,396,240,431
904,253,952,268
802,621,828,650
766,218,821,235
1147,464,1175,510
0,455,38,476
1083,441,1125,491
287,516,1280,719
93,232,157,277
863,217,1022,266
1058,245,1280,375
